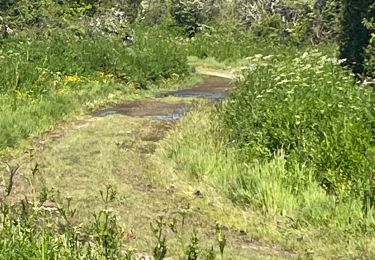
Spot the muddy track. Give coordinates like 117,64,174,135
2,71,297,259
95,74,233,120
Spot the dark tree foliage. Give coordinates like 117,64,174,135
313,0,341,41
0,0,13,11
339,0,373,75
364,3,375,77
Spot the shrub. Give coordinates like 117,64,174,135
184,24,297,63
141,0,172,26
170,0,221,37
233,0,314,43
312,0,341,42
222,47,375,206
0,28,189,94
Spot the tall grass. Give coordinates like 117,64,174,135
182,25,296,64
160,105,375,257
158,42,375,257
222,46,375,208
0,27,190,150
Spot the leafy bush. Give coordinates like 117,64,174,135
0,0,70,34
222,47,375,206
141,0,172,26
0,29,189,94
170,0,221,36
234,0,304,27
312,0,341,41
230,0,344,44
365,35,375,78
233,0,315,43
184,25,296,63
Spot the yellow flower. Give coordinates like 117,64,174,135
64,75,81,82
98,71,113,78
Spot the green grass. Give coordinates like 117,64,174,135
1,3,375,258
0,26,192,151
184,28,292,64
221,45,375,206
0,99,289,259
159,106,375,258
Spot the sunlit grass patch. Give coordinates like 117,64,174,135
158,101,375,258
222,46,375,206
0,26,194,152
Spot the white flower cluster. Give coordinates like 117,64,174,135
89,8,127,35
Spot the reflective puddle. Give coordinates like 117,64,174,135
94,75,233,121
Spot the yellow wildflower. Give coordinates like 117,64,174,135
64,75,81,82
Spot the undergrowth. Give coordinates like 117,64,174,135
0,26,190,150
222,45,375,209
0,164,226,259
159,44,375,257
161,105,375,258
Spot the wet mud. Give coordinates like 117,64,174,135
157,75,233,100
95,100,190,121
94,75,234,121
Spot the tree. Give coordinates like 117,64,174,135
364,3,375,77
339,0,373,75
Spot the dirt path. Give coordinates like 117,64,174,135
3,72,294,259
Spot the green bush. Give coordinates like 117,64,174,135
365,35,375,78
222,47,375,206
141,0,172,26
233,0,316,44
312,0,341,41
184,25,298,64
170,0,221,37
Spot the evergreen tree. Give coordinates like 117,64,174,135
339,0,372,75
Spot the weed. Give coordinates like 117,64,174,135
151,216,168,260
215,223,226,260
222,46,375,205
186,230,199,260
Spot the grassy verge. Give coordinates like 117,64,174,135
1,100,289,259
158,106,375,258
0,27,195,153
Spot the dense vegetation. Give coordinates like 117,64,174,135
0,30,189,150
1,0,375,258
222,46,375,222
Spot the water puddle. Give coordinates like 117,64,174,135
95,101,190,121
157,75,233,100
94,75,233,121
